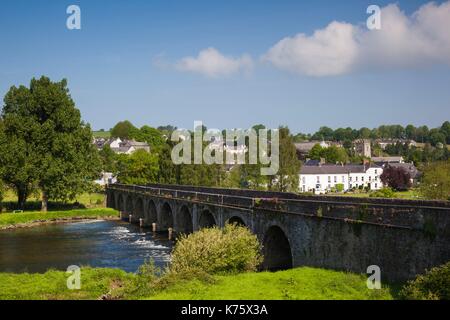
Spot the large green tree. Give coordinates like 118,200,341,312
270,126,301,192
116,149,159,185
419,161,450,200
0,76,101,211
110,120,138,139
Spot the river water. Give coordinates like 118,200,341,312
0,220,174,273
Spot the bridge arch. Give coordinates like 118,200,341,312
117,193,125,212
198,209,216,229
227,216,246,227
176,205,193,235
125,194,133,214
262,225,293,271
134,197,145,219
145,199,158,225
107,192,116,209
160,202,174,230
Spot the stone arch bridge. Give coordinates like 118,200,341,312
106,183,450,282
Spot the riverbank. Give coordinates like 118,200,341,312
0,266,396,300
0,208,119,230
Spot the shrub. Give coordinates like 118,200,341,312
380,166,412,191
399,261,450,300
170,224,262,275
335,184,344,193
370,188,396,198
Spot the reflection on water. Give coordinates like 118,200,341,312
0,220,174,273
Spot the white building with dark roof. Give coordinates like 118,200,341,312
95,137,151,154
299,163,384,194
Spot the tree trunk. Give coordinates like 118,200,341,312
41,191,48,212
17,185,28,210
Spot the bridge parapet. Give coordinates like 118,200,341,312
107,183,450,232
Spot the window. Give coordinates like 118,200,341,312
349,176,352,182
375,176,378,181
342,176,345,182
356,176,358,182
334,176,337,183
369,176,372,182
302,177,306,184
317,176,320,183
375,183,378,188
362,176,364,182
328,176,331,183
375,169,378,174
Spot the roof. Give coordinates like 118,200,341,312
372,156,403,163
304,159,321,166
300,164,381,175
127,140,149,147
295,141,327,152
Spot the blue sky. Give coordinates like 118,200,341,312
0,0,449,133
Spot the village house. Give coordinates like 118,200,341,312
372,156,404,165
295,141,329,159
374,139,417,150
299,162,383,194
94,137,150,154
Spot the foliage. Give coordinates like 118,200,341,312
170,224,262,276
384,142,449,165
270,126,301,192
399,261,450,300
309,144,349,164
419,161,450,200
335,183,344,192
380,166,412,191
157,143,180,184
304,122,450,146
0,76,101,211
369,187,397,198
110,120,138,139
99,145,117,173
116,149,160,185
132,125,166,152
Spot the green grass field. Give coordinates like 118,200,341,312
0,266,396,300
93,130,111,138
147,267,394,300
0,267,132,300
1,190,106,211
0,208,118,228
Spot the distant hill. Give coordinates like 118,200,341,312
93,131,111,138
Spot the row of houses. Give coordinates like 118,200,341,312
299,163,383,194
299,156,420,194
295,139,417,160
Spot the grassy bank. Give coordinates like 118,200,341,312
0,208,119,229
1,190,105,211
0,268,132,300
325,189,421,200
0,266,395,300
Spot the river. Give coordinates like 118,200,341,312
0,220,174,273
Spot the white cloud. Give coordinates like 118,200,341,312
176,47,253,78
263,1,450,76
